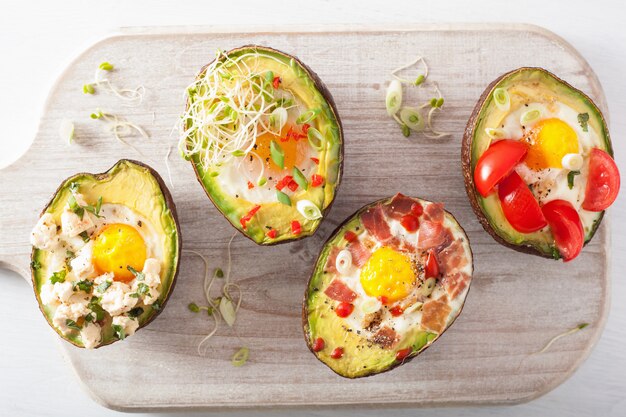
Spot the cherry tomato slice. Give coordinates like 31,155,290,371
396,347,412,362
474,139,528,197
425,249,439,279
498,171,547,233
335,302,354,318
541,199,584,262
582,148,620,211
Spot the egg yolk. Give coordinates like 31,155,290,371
255,124,304,173
524,118,579,170
92,223,147,282
360,247,416,303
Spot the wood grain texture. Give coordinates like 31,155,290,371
0,24,610,411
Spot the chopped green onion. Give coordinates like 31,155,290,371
292,167,308,190
98,62,114,71
493,88,510,111
386,80,403,116
83,84,95,94
420,278,436,297
296,199,322,220
562,153,583,171
296,108,320,124
65,319,81,331
231,149,246,157
520,109,541,125
257,177,267,187
269,107,288,131
485,127,506,139
276,190,291,206
567,170,581,189
264,71,274,84
112,324,126,340
188,302,200,313
399,107,424,132
307,127,325,151
50,270,67,284
414,74,425,86
231,347,249,367
270,140,284,169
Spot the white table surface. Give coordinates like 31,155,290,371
1,1,625,416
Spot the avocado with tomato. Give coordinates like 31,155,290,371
30,160,181,348
179,45,343,245
303,194,473,378
462,67,619,261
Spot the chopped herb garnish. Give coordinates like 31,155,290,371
69,182,80,192
79,231,90,243
95,280,112,293
88,297,105,321
50,270,67,284
84,196,104,218
127,265,145,281
112,324,126,340
85,313,95,323
128,307,144,318
30,260,42,270
188,302,200,313
276,190,291,206
567,170,581,189
74,280,93,292
578,113,589,132
136,282,150,296
129,293,140,298
296,108,320,124
68,195,85,219
65,319,81,331
270,140,284,169
66,250,76,260
292,167,308,191
151,300,162,311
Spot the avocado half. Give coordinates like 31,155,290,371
184,45,343,245
462,67,612,259
30,159,181,348
303,196,473,378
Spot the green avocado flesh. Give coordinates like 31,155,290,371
304,197,472,378
185,47,342,245
31,160,180,348
469,68,612,258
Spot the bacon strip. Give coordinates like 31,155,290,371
441,271,470,300
421,296,451,333
348,240,371,267
423,202,445,223
417,221,447,251
372,326,399,349
437,239,468,276
324,246,341,274
361,205,393,242
383,193,416,220
324,278,357,303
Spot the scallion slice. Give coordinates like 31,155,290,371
296,199,322,220
292,167,308,190
231,347,249,367
493,88,510,111
399,107,424,131
270,140,284,169
269,107,288,132
276,190,291,206
296,108,320,124
485,127,506,139
520,109,541,125
307,127,325,151
386,80,403,116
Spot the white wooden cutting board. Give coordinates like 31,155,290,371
0,24,610,411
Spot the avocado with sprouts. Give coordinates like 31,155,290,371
179,45,343,245
30,160,181,348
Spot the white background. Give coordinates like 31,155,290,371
1,1,625,416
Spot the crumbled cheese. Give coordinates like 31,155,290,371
40,283,60,306
52,302,88,335
53,281,75,303
140,258,162,305
142,258,161,276
112,315,139,337
30,213,59,250
61,210,94,238
100,281,137,316
70,241,95,280
80,322,102,349
143,287,161,305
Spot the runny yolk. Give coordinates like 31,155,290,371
360,247,416,303
524,118,579,170
254,124,304,173
92,223,147,282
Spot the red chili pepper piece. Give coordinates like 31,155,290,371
311,174,324,187
344,231,357,243
240,205,261,229
425,248,440,279
312,337,325,352
287,179,299,192
302,123,311,134
335,302,354,318
311,157,319,165
272,76,281,89
266,229,277,239
396,347,412,362
411,202,424,217
378,295,389,305
247,181,254,189
400,214,419,232
330,347,344,359
291,220,302,235
276,175,294,191
389,306,403,317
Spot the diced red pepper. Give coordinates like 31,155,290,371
389,306,403,317
344,231,357,243
266,228,277,239
302,123,311,134
272,76,281,89
330,347,344,359
335,302,354,318
312,337,325,352
311,157,320,165
396,347,412,362
291,220,302,235
247,181,254,189
287,179,299,192
240,205,261,230
311,174,324,187
276,175,294,191
400,214,419,232
425,249,440,279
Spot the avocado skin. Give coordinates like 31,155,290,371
461,67,609,259
302,196,473,378
187,45,344,246
30,159,182,349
